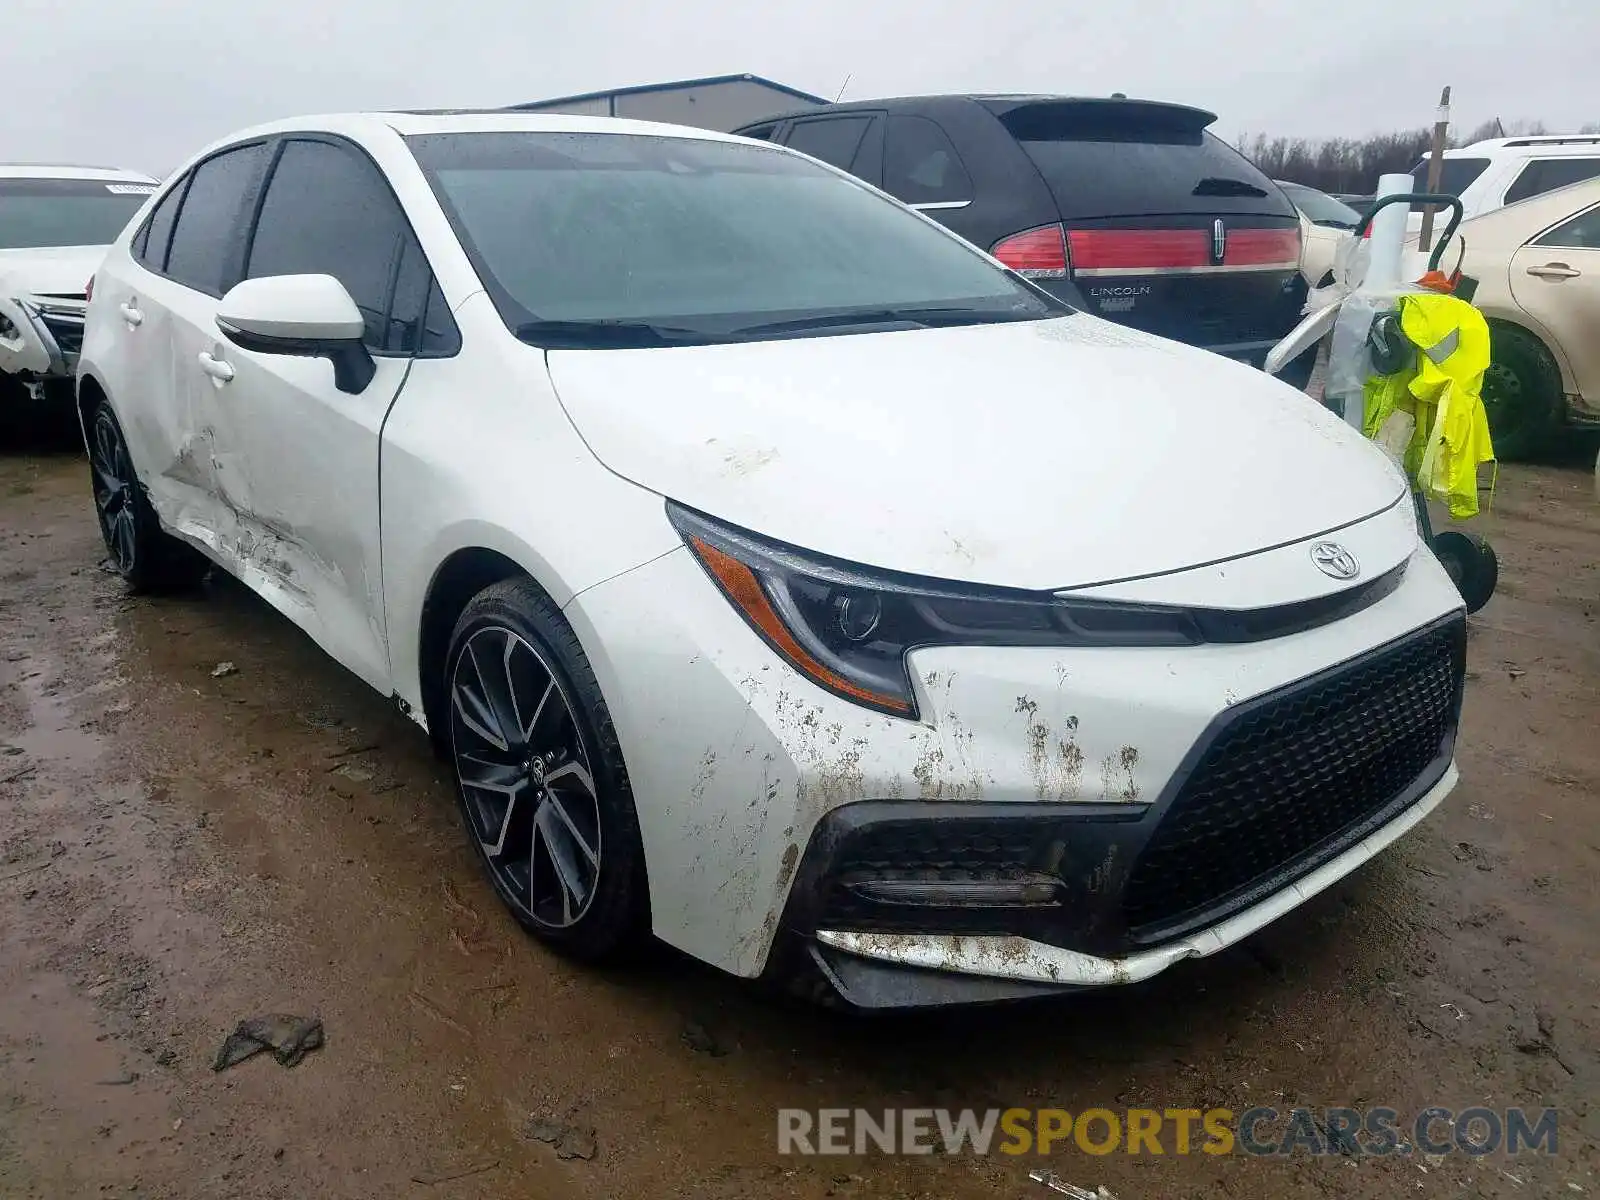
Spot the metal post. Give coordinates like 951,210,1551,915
1418,86,1452,256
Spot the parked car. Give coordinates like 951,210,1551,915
1276,180,1361,287
0,164,157,414
1406,133,1600,236
734,96,1318,388
79,111,1467,1009
1418,176,1600,456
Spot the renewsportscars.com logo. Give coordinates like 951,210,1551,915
776,1107,1560,1158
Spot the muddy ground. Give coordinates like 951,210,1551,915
1,425,1596,1200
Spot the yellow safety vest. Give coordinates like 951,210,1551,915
1363,292,1496,519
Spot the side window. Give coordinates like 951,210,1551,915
784,117,872,173
137,175,187,270
883,115,973,206
388,235,461,355
739,123,778,142
164,144,268,295
246,138,455,354
1506,158,1600,205
1533,203,1600,250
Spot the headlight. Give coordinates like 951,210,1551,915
668,503,1201,719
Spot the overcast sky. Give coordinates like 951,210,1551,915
8,0,1596,173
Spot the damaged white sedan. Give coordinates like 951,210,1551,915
1,164,156,412
78,112,1467,1008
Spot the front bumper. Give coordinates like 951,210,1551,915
0,294,85,381
568,530,1466,998
805,763,1456,1008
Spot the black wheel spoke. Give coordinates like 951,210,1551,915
449,625,602,931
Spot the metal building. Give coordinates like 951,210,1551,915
508,74,829,133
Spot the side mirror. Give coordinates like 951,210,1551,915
216,274,376,394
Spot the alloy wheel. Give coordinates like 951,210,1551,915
90,411,137,575
449,626,602,929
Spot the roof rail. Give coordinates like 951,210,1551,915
1501,134,1600,148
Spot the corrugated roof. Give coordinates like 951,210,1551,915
510,73,829,112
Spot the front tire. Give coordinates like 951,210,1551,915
444,578,647,961
1483,325,1562,460
87,401,209,592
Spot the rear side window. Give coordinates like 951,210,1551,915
997,103,1290,220
1409,156,1489,198
883,115,973,206
784,117,872,171
165,143,269,295
246,138,457,355
738,123,778,142
1533,203,1600,249
1505,158,1600,205
137,176,187,271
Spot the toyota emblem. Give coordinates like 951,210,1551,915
1310,541,1360,580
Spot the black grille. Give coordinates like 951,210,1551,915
1123,617,1464,938
41,315,84,356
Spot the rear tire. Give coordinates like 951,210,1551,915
87,401,209,592
1483,325,1562,460
444,577,647,962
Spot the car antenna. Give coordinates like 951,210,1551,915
834,73,853,103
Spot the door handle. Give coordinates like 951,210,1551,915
197,351,235,384
1526,262,1581,279
118,301,143,327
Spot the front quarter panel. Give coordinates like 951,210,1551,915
379,292,682,716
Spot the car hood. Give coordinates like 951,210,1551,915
545,314,1405,591
0,245,106,299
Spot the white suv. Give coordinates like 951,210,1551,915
78,112,1468,1008
0,164,157,410
1407,134,1600,235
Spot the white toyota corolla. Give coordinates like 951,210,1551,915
78,112,1467,1008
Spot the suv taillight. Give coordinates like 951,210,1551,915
85,275,95,303
991,224,1068,278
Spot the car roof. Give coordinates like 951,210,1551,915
1439,134,1600,158
162,111,756,175
733,93,1218,130
0,163,157,183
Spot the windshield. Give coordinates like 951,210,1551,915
0,178,153,250
406,132,1065,346
1278,182,1361,229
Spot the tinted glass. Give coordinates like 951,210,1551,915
1505,158,1600,205
408,131,1060,340
1534,203,1600,249
0,178,154,250
165,144,268,294
883,115,973,205
739,123,778,142
1278,182,1361,229
1409,156,1489,198
248,139,409,350
784,117,871,171
1001,107,1290,219
138,177,186,269
386,233,460,354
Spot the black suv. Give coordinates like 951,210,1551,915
735,95,1313,385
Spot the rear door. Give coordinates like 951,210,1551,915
988,99,1304,359
1509,200,1600,408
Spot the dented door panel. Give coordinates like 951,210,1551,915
183,326,407,693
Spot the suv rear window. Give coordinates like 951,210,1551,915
1409,156,1489,198
993,101,1291,220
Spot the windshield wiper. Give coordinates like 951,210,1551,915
730,306,1035,338
1192,176,1270,198
513,319,723,349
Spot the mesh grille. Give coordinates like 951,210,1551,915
1123,618,1464,936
